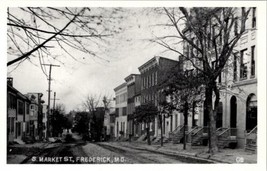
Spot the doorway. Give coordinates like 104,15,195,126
246,94,257,131
230,96,237,128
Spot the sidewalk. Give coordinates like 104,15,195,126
106,141,257,164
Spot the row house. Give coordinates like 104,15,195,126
169,7,257,149
114,83,128,138
26,93,45,140
124,74,141,138
7,77,46,144
7,77,31,143
138,56,180,138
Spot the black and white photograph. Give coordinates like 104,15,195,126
3,0,266,168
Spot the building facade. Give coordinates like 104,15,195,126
114,83,128,138
103,106,115,141
7,77,31,143
138,56,180,138
177,7,257,148
220,7,257,148
26,93,45,141
124,74,141,139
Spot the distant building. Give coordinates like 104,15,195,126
26,93,45,140
42,104,48,139
103,106,115,141
89,107,105,141
114,83,128,138
124,74,141,139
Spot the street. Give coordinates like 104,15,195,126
21,137,189,164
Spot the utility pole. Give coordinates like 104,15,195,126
42,64,60,138
51,92,60,111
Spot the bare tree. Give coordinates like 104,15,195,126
7,7,124,73
83,94,102,113
102,95,112,111
153,7,251,153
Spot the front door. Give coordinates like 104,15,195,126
246,94,257,131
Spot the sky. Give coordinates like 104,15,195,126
7,7,180,112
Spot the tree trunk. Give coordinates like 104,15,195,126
146,122,151,145
159,115,163,146
206,85,218,154
183,102,188,150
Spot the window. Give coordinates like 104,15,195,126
7,118,10,133
8,93,16,109
252,7,256,28
17,122,21,136
148,75,150,88
18,100,24,115
240,49,248,79
144,77,147,89
115,108,119,116
155,71,158,85
152,73,154,86
233,53,238,81
122,107,127,116
251,46,255,77
142,77,144,90
11,118,14,133
147,76,149,88
26,103,29,114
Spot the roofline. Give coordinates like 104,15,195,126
7,84,31,102
124,74,140,82
138,56,159,71
138,56,179,71
114,82,127,92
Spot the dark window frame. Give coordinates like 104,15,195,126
251,45,256,77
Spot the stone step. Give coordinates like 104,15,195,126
245,146,257,152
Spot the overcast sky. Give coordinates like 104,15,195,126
7,7,180,112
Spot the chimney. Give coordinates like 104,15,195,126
7,77,13,86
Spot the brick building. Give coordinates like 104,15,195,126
138,56,180,138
